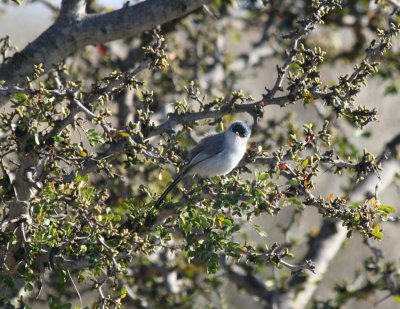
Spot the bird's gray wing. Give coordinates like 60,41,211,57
188,132,226,167
154,132,226,208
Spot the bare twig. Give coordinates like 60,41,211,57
279,259,316,274
31,0,59,13
67,270,83,309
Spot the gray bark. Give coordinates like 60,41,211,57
0,0,209,102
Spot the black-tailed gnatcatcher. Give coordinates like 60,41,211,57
154,121,251,208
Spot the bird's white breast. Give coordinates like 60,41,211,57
192,131,248,177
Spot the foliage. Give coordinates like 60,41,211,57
1,0,400,308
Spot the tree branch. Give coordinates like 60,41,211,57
59,0,86,20
283,132,400,309
0,0,210,95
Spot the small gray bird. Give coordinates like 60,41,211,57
154,121,251,208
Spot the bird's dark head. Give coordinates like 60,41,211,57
229,121,251,138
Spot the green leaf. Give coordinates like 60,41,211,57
289,197,306,210
371,225,383,240
213,0,223,10
12,92,28,102
354,130,372,138
385,84,398,95
258,172,270,181
79,245,87,254
2,276,15,288
377,205,396,214
199,215,210,228
229,224,241,233
25,282,34,291
139,184,153,197
53,135,64,143
301,158,309,167
121,286,127,299
223,218,233,226
393,295,400,304
252,224,268,238
86,128,105,146
75,173,89,182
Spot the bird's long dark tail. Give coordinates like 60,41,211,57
154,171,186,209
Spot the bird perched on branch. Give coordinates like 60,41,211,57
154,121,251,208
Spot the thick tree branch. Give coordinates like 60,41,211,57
0,0,210,97
59,0,86,20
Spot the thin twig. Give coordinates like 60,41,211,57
67,269,83,309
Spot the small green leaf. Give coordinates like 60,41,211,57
12,92,28,102
25,282,34,291
79,245,87,254
252,224,268,238
139,184,153,197
377,205,396,214
223,218,233,226
354,130,372,138
393,295,400,304
289,197,306,210
385,84,398,95
258,172,270,181
227,224,241,234
301,158,309,167
121,286,127,299
371,225,383,240
53,135,64,143
86,128,105,146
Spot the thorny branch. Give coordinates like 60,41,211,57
282,132,400,308
1,0,400,307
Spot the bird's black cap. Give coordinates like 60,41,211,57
229,121,250,138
